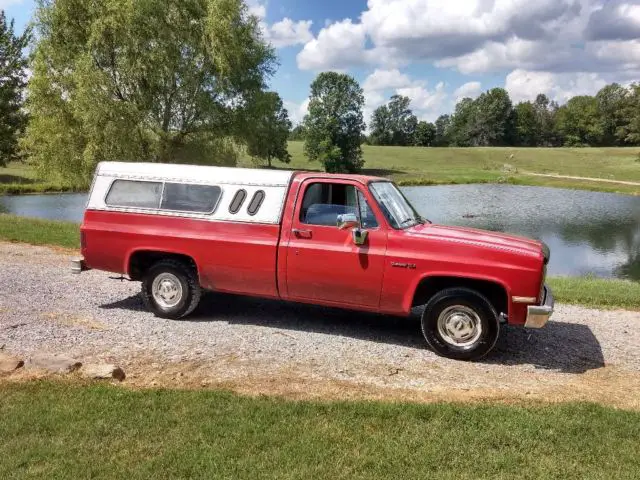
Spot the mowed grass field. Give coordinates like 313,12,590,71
0,382,639,479
3,145,640,194
241,143,640,195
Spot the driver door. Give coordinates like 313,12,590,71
285,179,387,308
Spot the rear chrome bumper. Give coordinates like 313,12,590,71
70,256,90,274
525,286,554,328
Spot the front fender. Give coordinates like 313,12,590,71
402,271,513,316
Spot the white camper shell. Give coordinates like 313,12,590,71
87,162,295,225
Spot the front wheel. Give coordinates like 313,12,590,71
421,288,499,361
141,259,202,319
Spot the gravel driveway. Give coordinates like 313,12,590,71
1,242,639,408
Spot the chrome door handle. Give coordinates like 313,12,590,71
292,229,312,238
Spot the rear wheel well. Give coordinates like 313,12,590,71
128,251,198,282
412,276,508,316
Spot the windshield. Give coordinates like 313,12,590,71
369,182,425,229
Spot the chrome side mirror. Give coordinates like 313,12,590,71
337,213,359,230
352,228,368,246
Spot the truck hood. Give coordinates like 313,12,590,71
408,223,545,259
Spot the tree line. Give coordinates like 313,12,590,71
295,78,640,172
295,84,640,149
1,1,639,179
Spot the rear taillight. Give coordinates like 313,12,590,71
80,231,86,250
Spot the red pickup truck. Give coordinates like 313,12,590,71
73,162,553,360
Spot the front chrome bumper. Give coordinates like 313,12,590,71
524,286,554,328
70,256,90,274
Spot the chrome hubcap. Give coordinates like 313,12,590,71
151,273,183,308
437,305,482,348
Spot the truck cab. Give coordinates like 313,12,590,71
73,162,553,361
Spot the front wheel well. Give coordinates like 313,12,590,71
128,251,198,281
412,276,508,316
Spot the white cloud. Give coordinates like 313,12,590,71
396,82,449,121
283,98,310,125
246,0,266,20
586,1,640,41
295,0,640,83
248,1,313,50
362,69,413,91
361,69,450,123
264,18,313,48
297,19,368,71
505,69,608,103
454,81,482,102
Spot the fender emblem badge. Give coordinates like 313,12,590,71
391,262,416,269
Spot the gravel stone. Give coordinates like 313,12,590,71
1,242,639,406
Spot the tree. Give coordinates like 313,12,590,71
289,124,306,141
533,94,560,146
617,84,640,144
369,104,392,145
414,121,436,147
370,95,418,146
555,96,603,146
0,11,30,167
22,0,275,185
596,83,629,146
434,114,451,146
449,98,476,146
303,72,365,173
514,102,538,146
245,91,291,168
470,88,514,146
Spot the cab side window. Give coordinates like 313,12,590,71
300,183,378,228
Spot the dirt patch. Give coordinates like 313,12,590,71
3,357,639,410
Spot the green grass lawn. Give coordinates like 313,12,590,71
241,143,640,195
0,381,638,479
3,146,640,194
1,213,639,310
0,214,80,249
548,276,640,310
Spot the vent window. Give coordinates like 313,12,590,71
229,189,247,214
247,190,265,216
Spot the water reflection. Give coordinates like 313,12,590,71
404,185,640,281
0,193,87,223
1,186,639,280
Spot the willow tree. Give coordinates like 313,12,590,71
0,11,30,166
22,0,275,185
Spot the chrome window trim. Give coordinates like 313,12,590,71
160,182,222,215
104,179,163,211
104,179,223,215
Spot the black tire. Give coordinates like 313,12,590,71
421,287,499,361
141,259,202,319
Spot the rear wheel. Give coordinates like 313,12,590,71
421,287,499,361
141,259,201,319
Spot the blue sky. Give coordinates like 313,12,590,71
3,0,639,124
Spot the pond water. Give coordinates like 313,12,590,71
1,185,639,281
